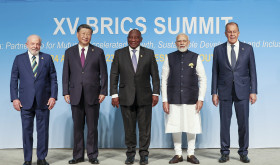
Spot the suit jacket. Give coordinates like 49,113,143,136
10,52,58,109
62,44,108,105
211,41,257,100
110,46,160,106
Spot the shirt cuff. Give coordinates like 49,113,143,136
111,94,118,98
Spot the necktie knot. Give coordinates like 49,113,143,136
32,55,36,60
82,48,85,52
132,49,136,53
231,44,235,48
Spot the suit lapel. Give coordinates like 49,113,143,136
35,53,44,79
84,44,94,68
222,42,232,70
23,52,35,80
235,41,244,68
136,46,145,73
74,45,82,68
125,47,136,73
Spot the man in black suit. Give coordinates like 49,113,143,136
110,29,160,165
62,24,108,164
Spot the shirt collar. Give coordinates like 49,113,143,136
129,46,140,52
227,40,239,47
28,50,39,59
78,44,89,51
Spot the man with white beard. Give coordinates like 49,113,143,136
162,33,207,164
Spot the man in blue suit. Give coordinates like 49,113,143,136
211,22,257,163
10,35,58,165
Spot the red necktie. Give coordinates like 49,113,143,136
81,48,85,67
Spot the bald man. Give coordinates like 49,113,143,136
10,35,58,165
162,33,207,164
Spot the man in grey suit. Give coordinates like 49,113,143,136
211,22,257,163
110,29,160,165
62,24,108,164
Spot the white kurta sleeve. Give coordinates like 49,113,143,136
196,56,207,101
161,55,170,102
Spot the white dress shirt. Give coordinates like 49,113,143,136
129,46,140,63
227,40,239,65
78,44,89,59
28,51,39,67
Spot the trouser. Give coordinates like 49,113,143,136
71,90,100,159
121,102,152,157
219,85,249,156
172,132,196,156
21,99,50,161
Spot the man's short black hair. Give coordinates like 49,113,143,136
77,24,93,33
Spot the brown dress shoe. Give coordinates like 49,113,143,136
187,155,200,164
169,155,183,164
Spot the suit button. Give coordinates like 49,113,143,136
181,90,183,92
181,62,184,64
181,75,183,78
82,72,84,74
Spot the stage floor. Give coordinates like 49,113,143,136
0,148,279,165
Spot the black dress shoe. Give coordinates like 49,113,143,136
169,155,183,164
125,156,135,164
219,154,229,163
68,158,84,164
23,161,32,165
240,155,250,163
140,156,148,165
37,159,49,165
187,155,200,164
89,158,99,164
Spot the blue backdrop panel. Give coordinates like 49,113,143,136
0,0,280,149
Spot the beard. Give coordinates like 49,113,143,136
28,48,40,55
177,46,188,52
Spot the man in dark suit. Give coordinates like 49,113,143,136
110,29,160,165
10,34,58,165
62,24,108,164
211,22,257,163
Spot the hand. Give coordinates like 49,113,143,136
13,99,22,111
195,100,203,112
250,93,257,104
64,95,70,104
47,98,56,110
163,102,169,114
112,97,119,108
152,95,159,107
212,94,219,107
99,95,106,103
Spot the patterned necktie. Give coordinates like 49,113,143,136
131,49,137,72
81,48,85,67
32,55,38,77
231,44,236,69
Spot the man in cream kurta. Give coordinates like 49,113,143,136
162,33,207,164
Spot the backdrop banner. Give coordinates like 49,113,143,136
1,0,279,149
